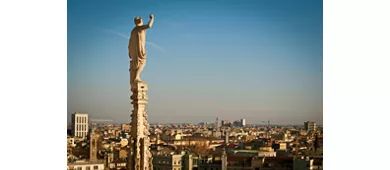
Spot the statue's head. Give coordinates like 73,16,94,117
134,17,143,26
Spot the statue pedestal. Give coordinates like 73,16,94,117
127,82,153,170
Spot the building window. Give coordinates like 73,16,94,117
77,167,82,170
94,166,98,169
86,167,90,170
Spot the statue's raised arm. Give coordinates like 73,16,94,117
146,14,154,29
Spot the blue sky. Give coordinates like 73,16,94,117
68,0,323,125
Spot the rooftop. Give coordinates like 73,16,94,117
67,160,104,165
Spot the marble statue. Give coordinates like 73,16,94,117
128,14,154,85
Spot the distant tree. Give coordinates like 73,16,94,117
72,145,89,159
191,142,210,157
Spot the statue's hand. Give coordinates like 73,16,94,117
150,14,154,19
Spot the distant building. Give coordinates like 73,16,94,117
240,119,246,127
304,121,317,132
213,117,222,138
153,153,184,170
121,123,131,132
171,136,224,146
232,119,246,127
72,112,89,138
294,157,323,170
67,160,104,170
221,120,231,126
108,161,127,170
230,149,276,157
199,122,210,126
233,120,241,127
151,150,322,170
213,131,222,138
153,151,227,170
67,137,76,147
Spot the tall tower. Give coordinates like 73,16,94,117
240,118,246,127
214,117,221,138
89,128,98,162
224,130,229,144
71,112,89,139
216,117,220,131
127,82,153,170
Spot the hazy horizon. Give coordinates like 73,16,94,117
68,0,323,125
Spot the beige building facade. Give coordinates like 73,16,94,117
72,112,89,138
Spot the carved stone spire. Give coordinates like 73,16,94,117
127,82,153,170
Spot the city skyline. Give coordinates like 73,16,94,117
68,0,323,125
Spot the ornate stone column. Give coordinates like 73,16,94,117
127,82,153,170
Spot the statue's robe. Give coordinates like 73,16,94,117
128,25,148,85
